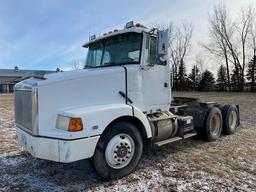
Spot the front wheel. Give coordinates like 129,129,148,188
93,121,143,180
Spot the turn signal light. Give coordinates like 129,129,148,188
68,118,83,132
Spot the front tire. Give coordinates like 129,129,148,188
93,121,143,180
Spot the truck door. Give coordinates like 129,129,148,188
141,34,171,112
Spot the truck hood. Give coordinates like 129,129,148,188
15,66,125,90
38,66,124,87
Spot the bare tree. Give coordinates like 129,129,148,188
249,12,256,52
161,22,193,89
237,5,254,90
170,23,193,76
72,59,83,70
194,53,205,72
204,2,255,91
203,2,234,90
156,22,193,90
248,14,256,91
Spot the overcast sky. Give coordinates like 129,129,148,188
0,0,254,71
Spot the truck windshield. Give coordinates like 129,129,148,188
85,33,142,68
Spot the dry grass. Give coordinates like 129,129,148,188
0,92,255,192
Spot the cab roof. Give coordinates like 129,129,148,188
83,27,151,48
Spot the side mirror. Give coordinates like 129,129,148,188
157,30,168,56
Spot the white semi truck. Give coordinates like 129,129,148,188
14,21,240,179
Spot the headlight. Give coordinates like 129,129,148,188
56,115,83,132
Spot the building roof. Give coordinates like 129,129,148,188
0,69,55,84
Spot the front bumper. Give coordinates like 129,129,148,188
16,127,100,163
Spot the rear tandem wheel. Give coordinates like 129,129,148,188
221,104,239,134
201,107,223,141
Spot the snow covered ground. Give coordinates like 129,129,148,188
0,92,255,192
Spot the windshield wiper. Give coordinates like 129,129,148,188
84,61,136,69
103,62,117,66
84,65,95,69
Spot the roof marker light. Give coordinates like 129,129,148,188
125,21,134,29
135,23,147,28
90,35,96,41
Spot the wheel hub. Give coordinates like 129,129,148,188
229,111,238,130
210,114,221,136
116,146,128,158
105,133,135,169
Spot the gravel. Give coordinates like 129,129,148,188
0,92,255,192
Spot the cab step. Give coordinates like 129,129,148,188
154,131,197,147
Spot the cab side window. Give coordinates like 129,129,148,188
146,35,164,65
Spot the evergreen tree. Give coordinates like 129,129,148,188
177,60,188,91
14,66,19,71
199,70,215,91
246,54,256,91
216,65,228,91
172,68,179,90
231,67,240,91
188,65,201,91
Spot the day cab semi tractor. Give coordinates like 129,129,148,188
14,21,240,180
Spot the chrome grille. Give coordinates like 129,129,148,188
15,89,38,134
